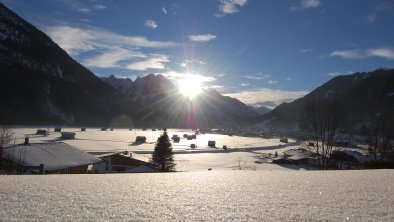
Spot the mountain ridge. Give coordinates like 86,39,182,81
254,68,394,131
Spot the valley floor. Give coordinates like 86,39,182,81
10,127,301,172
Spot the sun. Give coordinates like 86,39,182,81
178,75,202,99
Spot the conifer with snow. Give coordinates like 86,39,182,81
152,129,176,172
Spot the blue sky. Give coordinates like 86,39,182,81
3,0,394,109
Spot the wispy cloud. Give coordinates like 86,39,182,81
327,71,353,77
244,74,270,80
162,7,168,15
93,4,106,10
145,19,158,29
126,54,170,71
83,48,146,68
240,83,250,87
367,2,394,24
46,25,179,56
244,73,278,84
367,48,394,60
290,0,321,11
367,14,376,24
330,47,394,60
300,48,315,53
62,1,106,13
224,88,309,109
179,59,207,68
188,34,217,43
329,50,365,59
285,77,292,81
268,80,278,84
216,0,248,17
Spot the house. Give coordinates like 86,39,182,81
81,128,86,131
2,142,102,174
89,151,157,173
135,136,146,143
54,127,62,132
61,132,76,139
101,128,107,131
208,140,216,147
187,135,193,140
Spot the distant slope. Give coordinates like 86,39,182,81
254,106,271,115
255,69,394,130
0,3,121,125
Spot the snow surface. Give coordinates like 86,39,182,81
0,170,393,221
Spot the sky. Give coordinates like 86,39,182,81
3,0,394,109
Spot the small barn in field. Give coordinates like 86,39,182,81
2,143,102,174
135,136,146,143
61,132,76,139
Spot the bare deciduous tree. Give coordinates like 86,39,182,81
366,113,393,163
301,96,346,169
0,125,14,148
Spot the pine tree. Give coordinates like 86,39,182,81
152,129,176,172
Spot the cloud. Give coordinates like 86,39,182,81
83,48,146,68
162,7,168,15
179,59,207,68
329,50,365,59
145,20,158,29
62,1,106,13
300,48,315,53
328,71,353,77
216,0,248,16
188,34,217,43
244,74,270,80
367,14,376,24
367,2,394,24
329,47,394,60
240,83,250,87
290,0,321,11
268,80,278,84
79,18,92,23
224,88,309,109
367,48,394,60
285,77,292,81
46,25,179,55
126,54,170,71
93,4,106,10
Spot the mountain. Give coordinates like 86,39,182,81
102,75,259,128
255,68,394,131
102,75,133,95
0,2,121,125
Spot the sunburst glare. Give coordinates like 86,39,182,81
178,74,203,99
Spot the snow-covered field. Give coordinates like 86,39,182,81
11,127,299,171
1,170,393,221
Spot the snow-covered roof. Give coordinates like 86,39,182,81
3,142,102,171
